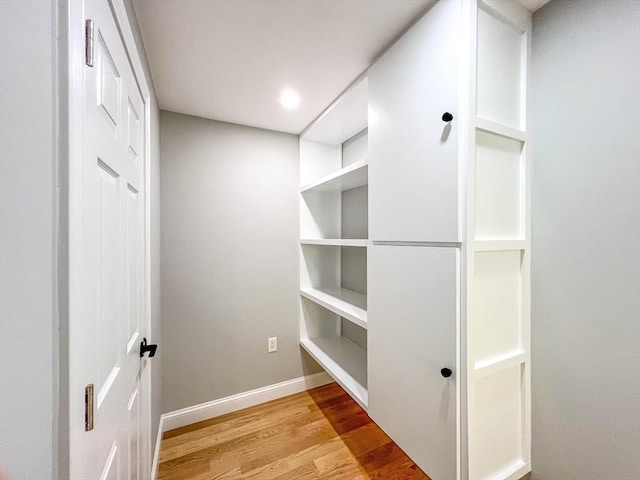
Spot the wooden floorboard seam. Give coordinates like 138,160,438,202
158,382,430,480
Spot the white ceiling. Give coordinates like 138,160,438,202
134,0,435,134
134,0,551,135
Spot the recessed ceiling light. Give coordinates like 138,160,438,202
280,88,300,110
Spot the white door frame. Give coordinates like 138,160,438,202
67,0,154,476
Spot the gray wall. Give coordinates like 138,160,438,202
0,2,55,478
531,1,640,478
160,111,320,413
148,44,162,453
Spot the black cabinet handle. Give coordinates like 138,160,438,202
442,112,454,122
441,367,453,378
140,338,158,358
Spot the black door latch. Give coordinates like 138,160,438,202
140,338,158,358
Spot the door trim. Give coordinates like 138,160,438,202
67,0,153,477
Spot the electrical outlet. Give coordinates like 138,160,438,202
268,337,277,353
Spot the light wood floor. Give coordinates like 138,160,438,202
158,382,430,479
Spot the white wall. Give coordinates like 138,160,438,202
0,2,55,478
160,111,320,413
531,0,640,478
0,1,160,478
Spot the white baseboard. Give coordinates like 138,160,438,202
151,371,333,477
162,371,333,432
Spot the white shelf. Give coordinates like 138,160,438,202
300,337,368,409
472,239,526,252
300,159,368,193
300,239,368,247
475,116,526,141
300,287,367,329
474,351,527,380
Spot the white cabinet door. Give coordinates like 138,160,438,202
369,0,460,242
368,245,457,480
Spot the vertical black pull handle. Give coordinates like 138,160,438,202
140,338,158,358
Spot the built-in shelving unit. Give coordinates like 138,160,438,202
297,2,531,478
299,76,369,409
467,3,532,479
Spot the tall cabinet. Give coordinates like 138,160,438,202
300,1,531,479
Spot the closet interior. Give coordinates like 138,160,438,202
299,1,532,479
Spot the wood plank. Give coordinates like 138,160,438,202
158,382,430,480
160,395,315,461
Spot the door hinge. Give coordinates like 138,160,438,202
85,19,94,67
85,384,94,431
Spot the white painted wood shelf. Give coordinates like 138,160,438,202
300,159,368,193
475,116,526,141
299,76,370,426
300,286,367,329
472,240,526,252
300,337,368,409
300,239,368,247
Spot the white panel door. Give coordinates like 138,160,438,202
369,0,460,242
368,245,457,480
70,1,150,479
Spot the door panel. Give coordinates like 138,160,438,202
70,1,149,478
369,0,460,242
126,183,141,352
368,245,457,480
97,160,121,401
96,32,120,133
100,442,119,480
